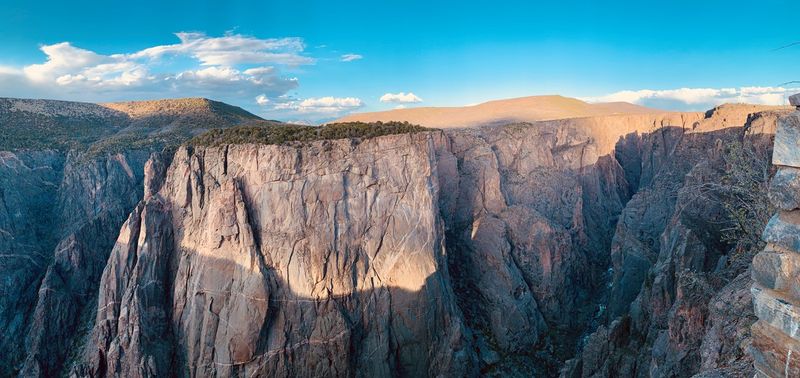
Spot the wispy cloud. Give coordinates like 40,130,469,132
587,87,798,110
340,53,363,62
131,32,313,66
0,65,21,75
379,92,422,104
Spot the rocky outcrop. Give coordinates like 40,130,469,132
75,107,790,377
439,116,681,374
751,110,800,377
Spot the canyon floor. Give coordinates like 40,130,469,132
0,96,792,377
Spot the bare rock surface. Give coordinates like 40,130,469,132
81,133,476,377
561,107,785,378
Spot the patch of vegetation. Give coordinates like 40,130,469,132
0,112,124,151
687,136,775,257
717,138,775,252
188,121,431,147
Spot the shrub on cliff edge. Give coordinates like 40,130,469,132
188,121,429,147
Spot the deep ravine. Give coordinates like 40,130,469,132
0,97,792,377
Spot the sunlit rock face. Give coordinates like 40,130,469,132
74,105,795,378
81,133,477,377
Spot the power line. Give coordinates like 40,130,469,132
773,41,800,51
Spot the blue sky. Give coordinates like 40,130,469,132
0,0,799,122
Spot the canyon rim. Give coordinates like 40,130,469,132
1,1,800,376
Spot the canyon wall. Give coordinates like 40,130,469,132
77,134,476,377
0,151,152,377
560,109,788,378
72,107,788,377
1,97,793,377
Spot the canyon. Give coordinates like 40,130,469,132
0,96,794,377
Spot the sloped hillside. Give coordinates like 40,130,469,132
0,97,262,153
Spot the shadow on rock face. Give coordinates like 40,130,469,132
74,135,480,378
80,225,476,378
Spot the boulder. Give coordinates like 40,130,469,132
769,166,800,210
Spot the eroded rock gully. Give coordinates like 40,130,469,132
2,104,792,377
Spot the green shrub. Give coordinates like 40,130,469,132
188,121,430,147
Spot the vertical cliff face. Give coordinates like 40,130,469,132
0,150,153,377
561,108,788,378
80,110,780,377
439,119,656,373
81,134,476,377
0,150,65,376
20,152,154,377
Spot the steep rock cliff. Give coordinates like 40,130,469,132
80,134,476,377
561,107,789,378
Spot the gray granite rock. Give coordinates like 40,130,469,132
752,247,800,298
789,93,800,107
751,285,800,342
762,210,800,252
768,166,800,210
83,134,480,377
772,113,800,167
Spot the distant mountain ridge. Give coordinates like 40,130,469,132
333,95,663,128
0,97,261,151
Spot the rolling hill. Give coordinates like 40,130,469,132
333,95,662,128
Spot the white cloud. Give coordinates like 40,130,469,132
588,87,798,110
269,96,363,115
169,66,299,98
340,53,363,62
22,42,147,89
379,92,423,104
0,33,368,123
255,94,270,105
131,32,313,66
0,32,311,112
